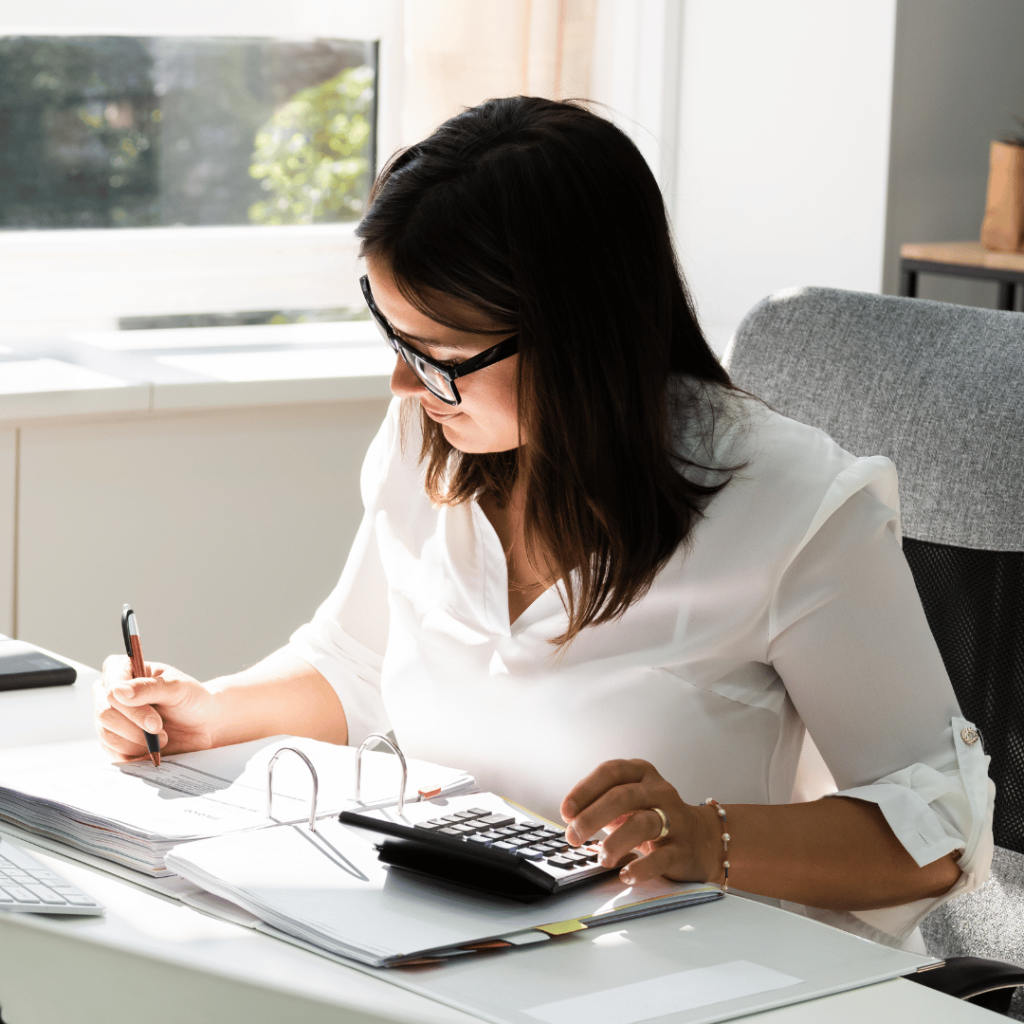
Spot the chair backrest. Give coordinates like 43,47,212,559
725,286,1024,853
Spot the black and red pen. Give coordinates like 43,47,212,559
121,604,161,767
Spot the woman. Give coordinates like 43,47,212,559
95,96,992,947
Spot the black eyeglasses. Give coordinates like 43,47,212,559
360,275,519,406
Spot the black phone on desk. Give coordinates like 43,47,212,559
340,792,615,900
0,637,77,691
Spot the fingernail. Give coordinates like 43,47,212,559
565,824,579,845
620,868,633,884
563,799,577,819
144,715,161,733
600,848,615,867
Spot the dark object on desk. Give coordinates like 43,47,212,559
900,241,1024,311
341,805,614,899
0,637,76,691
728,286,1024,1016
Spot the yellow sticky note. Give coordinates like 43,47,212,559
536,919,588,936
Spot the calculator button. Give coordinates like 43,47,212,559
414,821,446,831
505,824,533,836
536,842,564,854
478,830,503,842
437,827,463,837
563,851,589,864
466,808,490,817
519,832,546,843
546,856,573,869
452,810,480,820
466,833,493,845
492,841,518,852
448,823,475,835
440,815,463,824
516,847,545,860
477,814,515,829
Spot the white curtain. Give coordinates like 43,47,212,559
400,0,598,147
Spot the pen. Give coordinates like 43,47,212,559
120,604,161,767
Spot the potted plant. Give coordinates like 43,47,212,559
980,117,1024,252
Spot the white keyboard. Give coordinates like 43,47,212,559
0,839,104,915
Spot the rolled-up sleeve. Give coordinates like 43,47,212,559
767,458,995,943
285,402,399,746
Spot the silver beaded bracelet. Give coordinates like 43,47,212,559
700,798,730,891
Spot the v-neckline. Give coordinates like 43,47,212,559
470,500,558,633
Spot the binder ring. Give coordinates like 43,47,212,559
355,733,408,814
266,746,319,832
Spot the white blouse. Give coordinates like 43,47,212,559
287,381,994,946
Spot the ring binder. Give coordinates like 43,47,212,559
266,747,319,831
355,733,408,814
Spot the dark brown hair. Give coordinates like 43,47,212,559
357,96,739,645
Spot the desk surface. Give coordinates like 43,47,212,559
0,664,997,1024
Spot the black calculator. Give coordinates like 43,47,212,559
340,793,615,899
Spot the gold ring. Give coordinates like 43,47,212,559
650,806,670,840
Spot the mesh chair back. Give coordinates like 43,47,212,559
726,286,1023,850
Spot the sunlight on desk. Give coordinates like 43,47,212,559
74,320,378,351
0,358,130,393
156,346,394,381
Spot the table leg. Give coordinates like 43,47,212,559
996,280,1016,311
900,265,918,298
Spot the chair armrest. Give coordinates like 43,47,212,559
909,956,1024,1015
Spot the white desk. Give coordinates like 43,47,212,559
0,665,998,1024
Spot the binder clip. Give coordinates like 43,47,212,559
266,747,319,832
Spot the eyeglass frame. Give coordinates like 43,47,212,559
360,275,519,406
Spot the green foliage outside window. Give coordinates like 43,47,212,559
248,66,373,226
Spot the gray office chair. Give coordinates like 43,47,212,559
725,286,1024,1016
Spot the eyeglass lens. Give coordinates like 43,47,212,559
368,313,458,403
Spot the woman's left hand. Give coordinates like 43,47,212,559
560,759,717,886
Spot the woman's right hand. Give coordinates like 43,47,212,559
93,655,218,761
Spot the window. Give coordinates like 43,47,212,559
0,2,403,347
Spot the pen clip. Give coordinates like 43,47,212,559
266,747,320,832
121,604,134,659
355,733,409,814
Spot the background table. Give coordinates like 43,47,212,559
900,241,1024,311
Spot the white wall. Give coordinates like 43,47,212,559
16,399,389,679
672,1,898,355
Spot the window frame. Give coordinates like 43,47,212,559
0,1,403,338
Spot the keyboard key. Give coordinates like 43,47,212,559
2,885,40,903
25,885,65,905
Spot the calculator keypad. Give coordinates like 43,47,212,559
413,808,601,872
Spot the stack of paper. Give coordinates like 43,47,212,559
0,735,473,875
167,790,721,967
